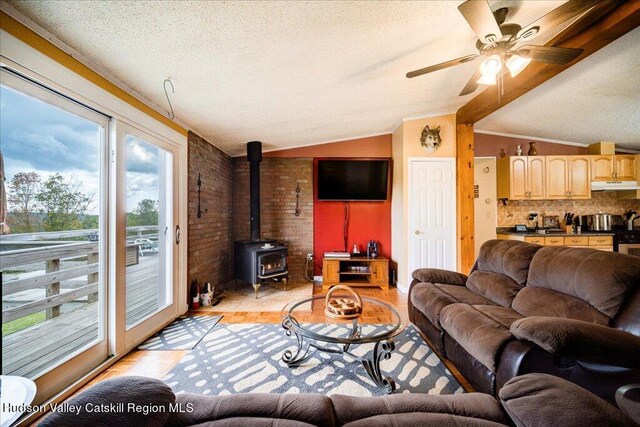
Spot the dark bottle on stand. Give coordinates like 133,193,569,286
367,240,379,258
190,279,200,309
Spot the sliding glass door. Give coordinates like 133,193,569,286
115,125,180,350
1,65,184,404
0,68,109,399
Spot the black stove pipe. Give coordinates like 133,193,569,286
247,141,262,241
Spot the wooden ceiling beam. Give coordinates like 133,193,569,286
456,0,640,124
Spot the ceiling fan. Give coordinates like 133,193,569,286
406,0,601,96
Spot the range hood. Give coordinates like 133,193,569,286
591,181,640,191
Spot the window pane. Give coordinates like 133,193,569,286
0,83,104,379
125,134,173,328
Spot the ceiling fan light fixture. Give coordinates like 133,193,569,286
506,55,532,77
480,54,502,75
477,73,497,85
477,54,502,85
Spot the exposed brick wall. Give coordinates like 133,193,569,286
232,157,314,283
188,131,233,291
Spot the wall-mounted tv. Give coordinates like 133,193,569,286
317,159,390,201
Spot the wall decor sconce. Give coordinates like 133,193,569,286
295,183,301,217
197,173,208,218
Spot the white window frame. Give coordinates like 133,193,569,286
1,28,188,407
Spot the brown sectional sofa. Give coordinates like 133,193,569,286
40,374,635,426
408,239,640,402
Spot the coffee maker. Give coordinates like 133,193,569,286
367,240,379,258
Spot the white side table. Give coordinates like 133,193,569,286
0,375,37,427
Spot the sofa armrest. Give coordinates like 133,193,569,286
411,268,468,286
510,317,640,368
499,373,635,427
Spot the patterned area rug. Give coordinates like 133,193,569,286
138,315,222,350
163,323,463,397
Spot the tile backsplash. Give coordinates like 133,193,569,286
497,192,640,226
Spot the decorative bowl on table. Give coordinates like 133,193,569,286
324,285,363,320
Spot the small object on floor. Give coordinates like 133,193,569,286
211,296,224,307
325,285,363,319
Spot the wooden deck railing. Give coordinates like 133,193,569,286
1,241,99,322
1,226,158,324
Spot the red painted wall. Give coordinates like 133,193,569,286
312,159,392,275
265,135,393,276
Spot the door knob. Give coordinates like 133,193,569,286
415,230,421,235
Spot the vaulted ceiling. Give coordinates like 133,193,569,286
5,1,638,155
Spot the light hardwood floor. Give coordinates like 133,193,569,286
79,282,473,394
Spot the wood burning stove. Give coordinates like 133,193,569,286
234,240,288,298
233,141,289,298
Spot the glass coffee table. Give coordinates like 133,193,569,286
281,294,405,393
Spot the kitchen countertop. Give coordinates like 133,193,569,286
496,227,614,237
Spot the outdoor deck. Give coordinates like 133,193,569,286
2,255,158,379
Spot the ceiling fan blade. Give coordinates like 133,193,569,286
457,0,503,44
516,45,583,65
406,54,478,79
516,0,600,41
459,65,483,96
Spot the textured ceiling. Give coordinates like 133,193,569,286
7,1,633,156
477,27,640,151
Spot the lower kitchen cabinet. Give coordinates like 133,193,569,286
500,234,613,251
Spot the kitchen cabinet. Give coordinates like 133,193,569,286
568,156,591,198
591,155,637,181
544,236,564,246
615,155,637,181
498,234,613,251
545,155,591,199
564,236,589,247
524,236,544,244
497,156,545,200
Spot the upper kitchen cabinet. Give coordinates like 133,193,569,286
592,155,637,181
545,155,591,199
568,156,591,198
497,156,545,200
615,155,637,181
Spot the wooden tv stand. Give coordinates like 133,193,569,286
322,256,389,291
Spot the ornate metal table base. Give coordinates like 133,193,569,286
282,318,397,394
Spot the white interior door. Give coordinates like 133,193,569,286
474,157,497,256
409,159,456,284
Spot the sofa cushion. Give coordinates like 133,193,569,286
512,287,609,325
331,393,509,427
499,373,636,427
526,246,640,319
475,240,542,286
440,304,520,371
466,270,522,307
473,305,524,328
39,376,175,427
343,413,507,426
411,283,494,328
169,393,335,427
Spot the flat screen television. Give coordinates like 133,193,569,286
317,159,390,201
